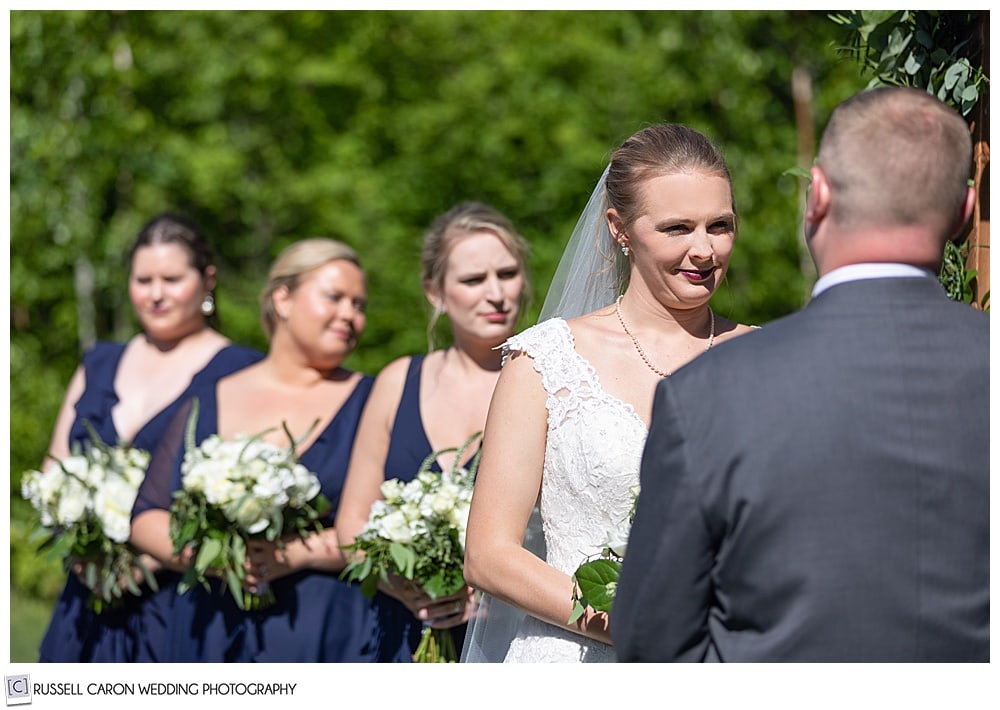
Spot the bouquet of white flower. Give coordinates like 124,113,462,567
169,401,330,611
341,431,482,663
568,483,640,624
21,423,155,612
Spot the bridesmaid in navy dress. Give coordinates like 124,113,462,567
37,214,262,662
131,238,380,661
337,203,531,661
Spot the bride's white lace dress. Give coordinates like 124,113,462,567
501,318,646,663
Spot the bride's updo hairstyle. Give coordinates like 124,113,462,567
259,238,364,339
421,201,531,349
605,124,736,289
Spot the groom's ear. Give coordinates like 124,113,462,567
805,166,831,226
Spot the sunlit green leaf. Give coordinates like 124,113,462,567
574,559,622,613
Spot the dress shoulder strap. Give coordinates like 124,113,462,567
501,318,597,398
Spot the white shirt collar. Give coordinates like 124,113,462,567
811,263,935,298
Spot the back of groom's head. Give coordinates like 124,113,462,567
817,86,973,235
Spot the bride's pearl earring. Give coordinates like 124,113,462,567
620,243,630,256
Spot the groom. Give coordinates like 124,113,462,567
612,86,988,662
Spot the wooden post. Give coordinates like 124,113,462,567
967,139,989,310
965,14,990,310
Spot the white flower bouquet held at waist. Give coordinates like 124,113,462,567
568,483,641,624
169,400,330,611
20,421,156,612
341,431,482,662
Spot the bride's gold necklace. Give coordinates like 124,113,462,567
615,295,715,378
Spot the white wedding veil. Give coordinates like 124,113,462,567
538,165,625,321
460,165,622,663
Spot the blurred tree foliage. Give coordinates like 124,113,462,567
10,10,863,601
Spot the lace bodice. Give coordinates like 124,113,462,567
502,318,646,662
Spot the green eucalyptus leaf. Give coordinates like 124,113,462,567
914,28,934,48
886,27,911,57
312,493,332,518
101,571,115,600
943,61,967,90
359,572,380,599
389,541,417,579
226,568,245,610
136,557,159,592
195,538,223,572
124,572,141,596
177,567,197,595
356,555,373,581
230,534,246,562
929,47,950,65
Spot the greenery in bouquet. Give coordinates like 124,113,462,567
20,422,156,612
568,483,641,624
169,400,330,611
341,431,482,662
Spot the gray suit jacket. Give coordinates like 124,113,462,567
612,277,989,661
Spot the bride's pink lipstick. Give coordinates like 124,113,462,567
678,267,715,283
483,311,509,323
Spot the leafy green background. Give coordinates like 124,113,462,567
10,9,871,660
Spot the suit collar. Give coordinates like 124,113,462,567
811,263,935,298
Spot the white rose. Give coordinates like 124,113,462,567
59,454,92,483
377,510,414,543
603,525,630,559
416,471,437,486
22,469,62,525
93,476,139,543
55,476,89,526
427,491,456,516
287,469,321,507
400,502,421,523
380,479,405,502
252,469,289,507
228,496,270,534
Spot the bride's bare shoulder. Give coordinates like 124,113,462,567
713,317,759,345
563,305,619,343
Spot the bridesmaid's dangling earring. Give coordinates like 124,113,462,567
201,292,215,317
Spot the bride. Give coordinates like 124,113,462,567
462,123,755,662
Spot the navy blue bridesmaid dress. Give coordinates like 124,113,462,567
136,373,381,662
373,354,474,662
38,341,263,662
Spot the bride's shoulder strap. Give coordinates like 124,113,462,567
502,317,565,357
501,318,592,397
